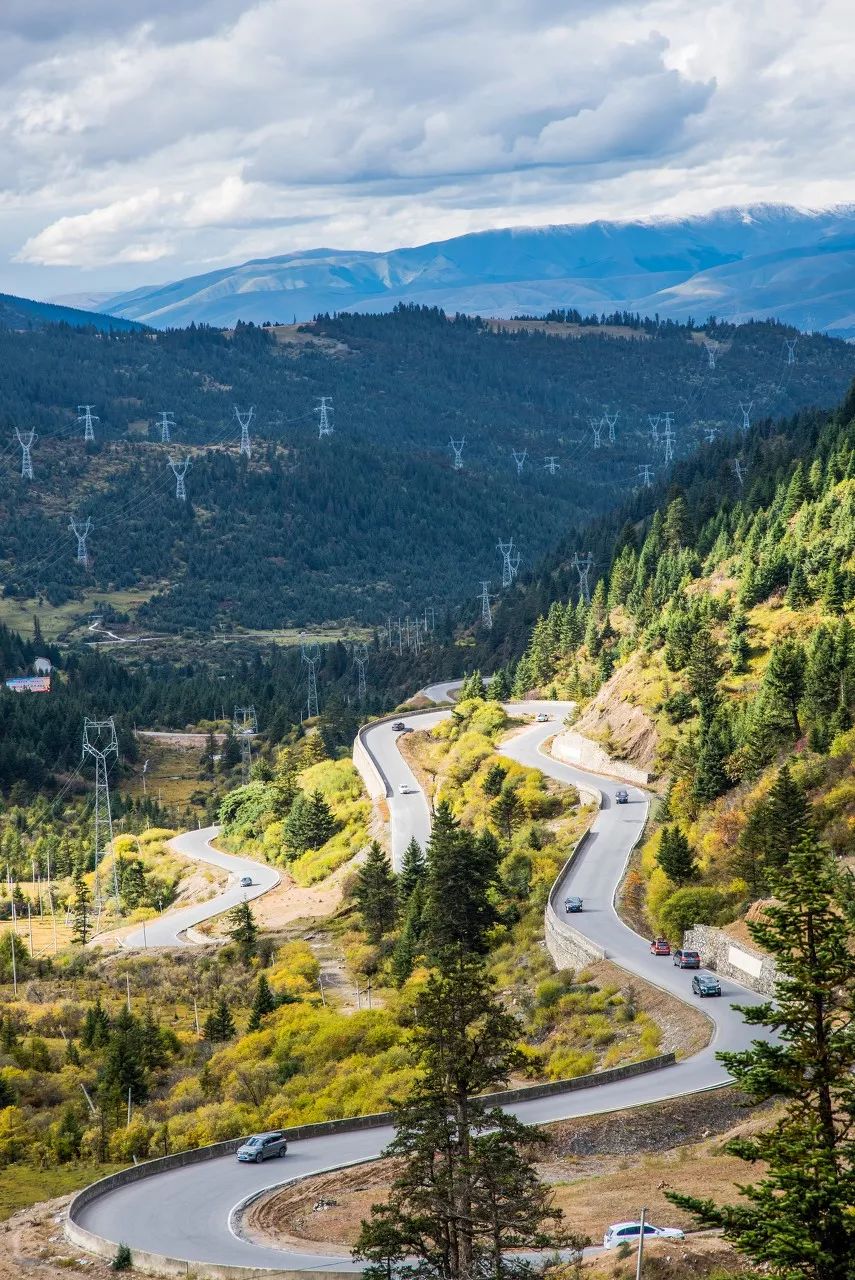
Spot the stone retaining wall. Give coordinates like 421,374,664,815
551,729,651,786
683,924,778,996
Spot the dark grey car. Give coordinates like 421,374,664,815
236,1131,288,1163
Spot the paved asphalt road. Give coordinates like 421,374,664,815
121,826,279,948
79,692,764,1271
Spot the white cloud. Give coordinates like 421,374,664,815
0,0,853,291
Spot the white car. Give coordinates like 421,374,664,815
603,1222,685,1250
535,712,550,722
398,783,411,795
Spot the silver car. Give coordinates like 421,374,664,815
236,1131,288,1163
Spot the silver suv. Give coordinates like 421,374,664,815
236,1131,288,1163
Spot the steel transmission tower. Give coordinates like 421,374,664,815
604,411,618,445
738,401,753,434
234,405,254,458
784,338,797,365
82,718,119,907
512,449,527,475
315,396,334,438
648,414,660,442
353,644,368,702
478,581,493,630
77,405,98,442
661,412,676,464
15,429,35,479
301,636,321,719
69,516,93,567
157,411,175,443
497,538,517,587
571,551,593,604
168,456,190,501
637,464,654,489
544,455,560,474
703,338,718,369
589,417,603,449
732,458,747,489
233,706,258,784
449,437,465,469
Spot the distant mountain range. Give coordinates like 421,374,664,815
91,204,855,336
0,291,144,332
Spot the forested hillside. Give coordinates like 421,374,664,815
503,381,855,937
1,308,852,631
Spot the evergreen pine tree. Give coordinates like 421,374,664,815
786,561,811,608
668,835,855,1274
822,564,845,615
247,974,277,1031
763,637,806,737
101,1008,149,1108
397,838,427,907
656,826,698,885
204,996,235,1042
354,841,397,944
80,997,111,1050
686,627,722,722
482,762,507,798
391,884,424,987
70,866,91,946
423,802,497,959
226,900,258,965
491,786,523,841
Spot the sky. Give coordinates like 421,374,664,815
1,0,852,301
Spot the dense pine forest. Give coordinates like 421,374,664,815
1,307,853,631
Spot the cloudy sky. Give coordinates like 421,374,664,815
1,0,851,299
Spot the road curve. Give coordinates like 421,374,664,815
75,695,764,1272
121,826,279,948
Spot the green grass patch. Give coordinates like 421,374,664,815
0,1162,126,1219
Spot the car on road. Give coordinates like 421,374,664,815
673,948,701,969
398,783,411,794
604,1221,685,1249
239,875,253,888
615,788,629,804
564,896,583,913
236,1131,288,1163
692,974,722,997
392,721,406,731
650,937,671,956
535,712,551,722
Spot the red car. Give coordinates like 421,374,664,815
650,938,671,956
673,948,701,969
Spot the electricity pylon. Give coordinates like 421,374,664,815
82,718,119,908
235,405,254,458
512,449,527,475
647,414,660,442
784,338,797,365
589,417,603,449
544,456,560,474
662,412,676,464
738,401,753,434
703,338,718,369
15,429,35,479
571,551,593,604
637,464,654,489
233,706,258,784
300,636,321,719
353,644,368,702
604,411,618,445
77,405,98,442
168,456,190,501
449,437,465,469
315,396,334,438
733,458,747,489
478,581,493,630
497,538,516,587
69,516,93,567
157,411,175,443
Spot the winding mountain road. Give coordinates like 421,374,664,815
73,689,766,1274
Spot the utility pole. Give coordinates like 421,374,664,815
168,456,190,501
544,455,560,474
478,581,493,630
497,538,516,588
636,1206,647,1279
589,417,603,449
571,551,593,604
301,637,321,719
69,516,93,567
636,464,654,489
77,405,98,442
511,448,527,475
448,437,465,470
603,411,618,445
82,718,119,909
353,644,368,702
738,400,753,434
784,337,797,365
157,411,175,443
233,706,257,784
15,429,35,480
234,405,254,458
315,395,334,438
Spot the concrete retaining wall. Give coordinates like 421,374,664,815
551,729,651,786
683,924,778,996
353,707,450,800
